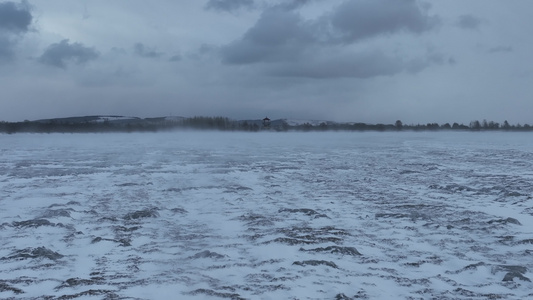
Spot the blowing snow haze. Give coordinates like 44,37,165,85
1,0,532,125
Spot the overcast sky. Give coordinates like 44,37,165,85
1,0,532,124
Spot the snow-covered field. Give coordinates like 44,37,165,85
1,131,532,299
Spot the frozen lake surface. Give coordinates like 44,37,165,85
1,131,533,299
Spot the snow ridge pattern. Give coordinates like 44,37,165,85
0,131,532,299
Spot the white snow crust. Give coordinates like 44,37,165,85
1,131,532,299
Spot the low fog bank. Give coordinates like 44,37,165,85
2,116,533,134
3,130,533,153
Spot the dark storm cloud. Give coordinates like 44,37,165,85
329,0,437,43
133,43,163,58
456,14,481,30
0,1,32,61
220,0,439,78
39,39,99,68
0,0,32,33
205,0,254,12
221,7,313,64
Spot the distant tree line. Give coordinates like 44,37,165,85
0,119,168,134
290,119,532,132
397,119,532,132
1,117,532,134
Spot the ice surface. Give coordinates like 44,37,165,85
1,131,533,299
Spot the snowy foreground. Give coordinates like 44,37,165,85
1,131,533,299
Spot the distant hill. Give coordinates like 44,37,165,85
1,115,532,133
35,115,144,124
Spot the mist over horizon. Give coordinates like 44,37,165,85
3,113,531,129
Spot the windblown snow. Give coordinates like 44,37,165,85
1,131,532,299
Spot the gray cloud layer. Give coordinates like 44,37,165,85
0,0,32,33
0,0,32,60
134,43,164,58
488,46,513,54
39,39,99,68
221,0,439,78
330,0,437,43
456,14,481,30
1,0,532,125
205,0,254,12
221,8,312,64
